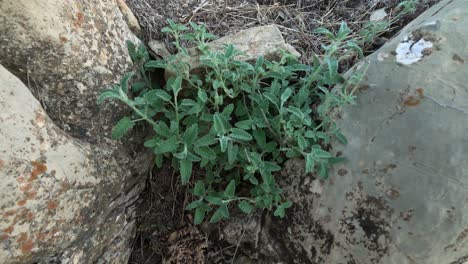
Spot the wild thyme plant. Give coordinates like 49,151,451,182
99,20,364,224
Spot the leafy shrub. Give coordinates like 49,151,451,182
99,9,422,223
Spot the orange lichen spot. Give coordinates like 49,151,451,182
16,232,27,243
30,161,47,181
47,200,59,210
25,191,37,199
20,239,34,254
20,182,32,192
416,88,424,97
74,12,85,28
25,211,35,221
3,209,17,218
17,200,27,206
0,159,4,170
404,96,421,107
0,234,9,242
4,226,14,234
59,36,68,44
36,232,45,241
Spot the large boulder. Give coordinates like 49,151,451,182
0,0,151,263
275,0,468,263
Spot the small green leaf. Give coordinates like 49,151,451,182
205,196,223,205
318,163,329,179
313,148,332,159
281,88,292,103
313,27,335,40
273,201,293,218
180,159,192,185
155,154,163,168
219,136,229,152
98,90,120,104
198,90,208,102
238,201,253,214
287,106,304,119
170,76,183,96
195,134,216,146
194,146,216,160
263,92,279,106
213,113,230,135
235,120,253,130
219,204,230,218
186,199,203,210
154,89,172,102
305,153,315,173
120,72,135,91
154,137,179,154
273,206,285,218
182,124,199,145
335,131,348,144
227,143,238,164
224,180,236,197
230,128,253,141
111,117,134,140
210,208,224,223
144,138,159,148
153,122,171,138
194,207,205,225
193,181,206,197
132,82,147,93
297,135,308,150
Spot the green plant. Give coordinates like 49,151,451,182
359,0,420,44
99,20,363,224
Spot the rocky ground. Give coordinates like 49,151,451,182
125,0,441,263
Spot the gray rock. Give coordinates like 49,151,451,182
0,0,151,263
276,0,468,263
148,40,171,58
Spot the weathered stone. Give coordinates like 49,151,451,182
274,0,468,263
117,0,142,34
0,0,151,263
166,25,300,79
148,40,171,58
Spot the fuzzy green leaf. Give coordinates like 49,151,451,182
194,207,206,225
224,180,236,198
210,208,224,223
238,201,253,214
154,137,179,154
305,153,315,173
193,181,206,197
195,134,216,147
111,117,134,140
153,89,172,102
281,88,292,103
230,128,252,141
180,159,192,184
194,146,216,160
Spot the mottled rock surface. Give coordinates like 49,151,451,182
275,0,468,263
0,0,151,263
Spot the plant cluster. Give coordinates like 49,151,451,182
99,1,417,224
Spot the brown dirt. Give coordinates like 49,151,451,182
125,0,441,263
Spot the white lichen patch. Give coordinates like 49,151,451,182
396,35,433,65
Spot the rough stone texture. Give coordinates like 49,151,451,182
117,0,142,34
148,40,171,58
166,25,300,78
274,0,468,263
0,0,151,263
